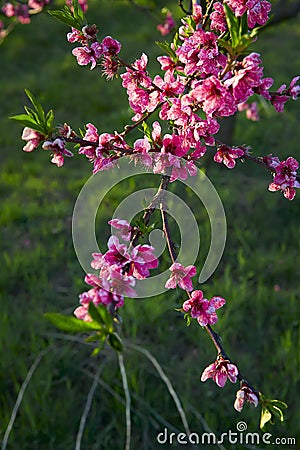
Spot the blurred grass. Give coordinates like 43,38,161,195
0,1,300,449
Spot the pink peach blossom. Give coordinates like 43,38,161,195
201,356,239,387
234,384,259,412
183,290,226,326
165,263,196,291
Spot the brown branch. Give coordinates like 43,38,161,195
129,174,171,248
160,206,177,264
120,103,163,137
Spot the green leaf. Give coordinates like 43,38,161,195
46,109,54,129
25,89,45,123
48,8,81,30
88,302,104,325
260,405,272,429
268,399,288,409
9,114,45,133
239,12,248,36
88,303,113,331
155,41,176,60
91,344,104,357
24,106,39,121
224,3,240,49
72,0,84,21
142,121,152,141
44,312,101,333
172,31,180,51
218,37,234,54
108,332,123,352
84,333,103,343
268,405,285,422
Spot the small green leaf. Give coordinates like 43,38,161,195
46,109,54,129
260,405,272,429
268,405,284,422
142,121,152,141
218,38,234,54
24,106,38,121
25,89,45,123
44,312,101,333
84,333,103,343
224,3,240,49
9,114,45,133
268,399,288,409
239,12,248,36
172,31,180,51
87,302,102,324
72,0,84,21
88,303,113,331
155,41,176,60
91,344,104,357
48,9,81,30
108,332,123,352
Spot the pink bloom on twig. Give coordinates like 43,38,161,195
246,0,272,29
104,267,137,297
191,76,236,117
165,263,196,291
133,138,153,167
268,156,300,200
234,383,259,412
104,236,131,267
100,36,121,56
2,2,31,23
225,0,271,29
108,219,132,241
72,42,103,69
210,2,227,33
157,11,176,36
182,290,226,326
42,138,73,167
201,356,239,387
214,145,244,169
129,244,159,279
21,127,44,152
67,28,83,43
271,76,300,112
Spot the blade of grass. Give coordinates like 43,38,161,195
118,353,131,450
1,346,52,450
75,359,107,450
188,405,227,450
128,344,190,436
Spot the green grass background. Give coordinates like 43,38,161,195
0,1,300,448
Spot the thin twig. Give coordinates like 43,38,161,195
160,205,177,263
129,344,191,436
118,353,131,450
130,174,170,247
1,346,52,450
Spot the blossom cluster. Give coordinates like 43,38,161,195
74,219,159,321
265,155,300,200
18,0,300,199
62,1,299,195
74,216,228,334
201,355,259,412
21,126,74,167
